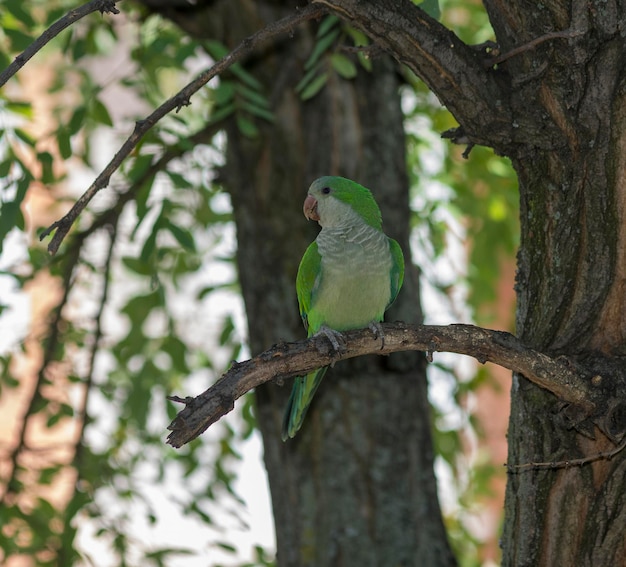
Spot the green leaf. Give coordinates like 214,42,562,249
161,336,190,374
304,28,341,70
236,115,259,138
213,81,236,106
91,99,113,127
295,65,320,94
37,151,55,183
71,36,87,60
46,411,63,428
145,547,195,561
14,128,35,147
165,171,193,189
44,7,67,27
57,127,72,160
122,256,153,276
68,106,87,136
215,541,237,553
204,40,229,60
38,466,62,486
6,100,33,118
230,64,264,91
0,159,12,178
208,101,236,125
242,102,274,123
165,220,196,252
219,315,235,346
140,200,166,262
234,83,270,109
4,28,33,52
300,72,329,101
418,0,441,20
345,27,369,48
330,53,357,79
357,51,373,73
317,15,340,38
141,226,158,263
121,290,162,321
125,375,151,429
0,175,29,253
4,0,36,27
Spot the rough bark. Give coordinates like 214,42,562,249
484,4,626,565
312,0,626,564
344,1,626,564
143,1,456,565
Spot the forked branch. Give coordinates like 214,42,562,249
0,0,122,87
313,0,513,147
166,322,598,447
39,3,326,255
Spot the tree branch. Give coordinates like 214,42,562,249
487,28,585,67
65,120,223,246
312,0,512,147
39,3,326,255
166,322,598,448
506,437,626,473
0,0,122,88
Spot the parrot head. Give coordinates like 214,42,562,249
303,176,383,230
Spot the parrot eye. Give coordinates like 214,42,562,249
321,187,331,194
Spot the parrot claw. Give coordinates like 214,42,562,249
316,325,347,354
368,321,385,349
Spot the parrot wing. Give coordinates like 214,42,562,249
296,240,322,334
282,242,326,440
388,237,405,310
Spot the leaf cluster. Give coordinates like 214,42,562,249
0,4,270,565
295,15,369,100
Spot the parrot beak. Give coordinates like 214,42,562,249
303,194,320,221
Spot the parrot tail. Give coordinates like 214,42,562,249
281,367,328,441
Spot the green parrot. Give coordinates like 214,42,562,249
282,176,405,440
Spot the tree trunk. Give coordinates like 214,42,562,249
224,19,456,567
310,1,626,563
145,1,456,565
489,7,626,564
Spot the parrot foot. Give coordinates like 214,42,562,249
368,321,385,349
316,325,347,355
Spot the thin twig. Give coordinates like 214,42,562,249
487,29,585,67
340,44,384,58
166,322,598,447
506,438,626,473
40,3,326,255
58,218,118,562
66,120,223,245
0,0,122,87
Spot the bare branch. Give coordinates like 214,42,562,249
0,0,122,88
40,3,326,255
166,322,598,448
486,28,585,67
507,437,626,473
67,120,223,244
